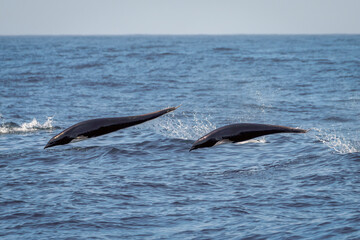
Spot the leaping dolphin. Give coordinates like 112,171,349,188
44,106,179,149
189,123,307,151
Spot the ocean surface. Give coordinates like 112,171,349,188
1,35,359,239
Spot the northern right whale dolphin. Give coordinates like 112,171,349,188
44,106,179,149
189,123,307,151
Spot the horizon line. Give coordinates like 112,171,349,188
1,33,359,37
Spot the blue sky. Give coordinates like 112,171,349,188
0,0,359,35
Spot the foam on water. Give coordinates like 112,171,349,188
311,128,360,154
0,117,56,134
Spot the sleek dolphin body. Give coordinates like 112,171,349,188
44,106,179,149
189,123,307,151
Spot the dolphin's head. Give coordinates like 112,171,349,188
44,131,72,149
189,136,218,152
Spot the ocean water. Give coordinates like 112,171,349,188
1,35,359,239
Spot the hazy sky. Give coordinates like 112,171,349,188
1,0,359,35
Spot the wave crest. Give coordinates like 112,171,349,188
0,117,58,134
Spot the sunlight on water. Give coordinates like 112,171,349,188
311,128,360,154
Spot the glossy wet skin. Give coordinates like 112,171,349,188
44,106,179,149
190,123,307,151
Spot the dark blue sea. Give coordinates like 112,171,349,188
1,35,360,239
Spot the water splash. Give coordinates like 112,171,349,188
0,117,57,134
234,138,267,144
140,111,217,140
310,128,359,154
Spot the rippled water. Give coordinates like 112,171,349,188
1,35,360,239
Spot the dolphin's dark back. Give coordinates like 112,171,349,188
190,123,307,151
66,107,177,138
44,106,178,148
213,123,306,142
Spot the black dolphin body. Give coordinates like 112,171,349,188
189,123,307,151
44,106,179,149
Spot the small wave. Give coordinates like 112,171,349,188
0,117,58,134
323,116,351,122
159,52,178,56
270,57,303,63
145,52,179,60
82,80,126,88
72,62,103,69
126,53,140,57
316,58,335,65
232,56,256,63
139,44,171,49
310,128,359,154
213,47,236,52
